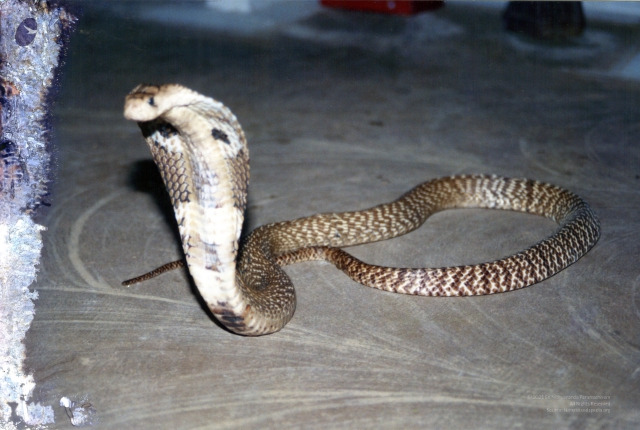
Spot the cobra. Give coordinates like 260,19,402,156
123,84,600,336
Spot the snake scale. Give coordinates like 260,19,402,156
123,84,600,336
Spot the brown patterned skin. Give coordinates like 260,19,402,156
124,84,600,336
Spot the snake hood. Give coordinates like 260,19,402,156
125,84,263,334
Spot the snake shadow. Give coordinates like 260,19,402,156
127,159,179,242
126,159,233,333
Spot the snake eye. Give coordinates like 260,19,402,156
148,97,155,106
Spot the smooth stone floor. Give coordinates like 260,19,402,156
24,3,639,429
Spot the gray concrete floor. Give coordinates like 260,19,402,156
23,2,639,429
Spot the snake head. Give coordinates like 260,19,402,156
124,84,192,122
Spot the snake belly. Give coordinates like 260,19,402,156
123,84,600,336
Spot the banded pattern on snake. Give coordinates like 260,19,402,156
123,84,600,336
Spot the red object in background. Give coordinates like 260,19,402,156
320,0,444,16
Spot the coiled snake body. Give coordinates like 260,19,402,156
123,84,600,336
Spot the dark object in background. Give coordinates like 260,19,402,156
321,0,444,16
15,17,38,46
503,1,586,39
